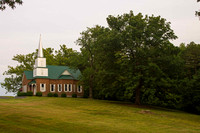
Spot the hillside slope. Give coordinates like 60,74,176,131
0,97,199,133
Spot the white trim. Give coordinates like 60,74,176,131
77,85,82,93
64,84,68,92
40,83,46,92
61,70,72,76
68,84,72,92
50,84,55,92
58,84,62,92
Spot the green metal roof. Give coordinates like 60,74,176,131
28,80,36,85
24,65,81,80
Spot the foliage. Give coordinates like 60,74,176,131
47,93,53,97
36,92,42,97
26,91,33,96
17,91,26,96
72,94,77,98
1,52,36,93
0,0,23,11
74,11,200,114
178,42,200,114
196,0,200,17
53,93,58,97
61,93,66,97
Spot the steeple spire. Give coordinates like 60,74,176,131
33,34,48,77
38,34,43,58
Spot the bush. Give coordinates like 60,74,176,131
27,91,33,96
61,93,66,97
17,91,27,96
47,93,53,97
36,92,42,97
72,93,77,98
53,93,58,97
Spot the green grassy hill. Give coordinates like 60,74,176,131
0,97,199,133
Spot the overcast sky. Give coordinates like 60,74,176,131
0,0,199,96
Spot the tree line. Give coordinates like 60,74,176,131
1,11,200,114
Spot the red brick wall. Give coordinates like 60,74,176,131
22,73,84,97
22,74,32,92
35,78,84,97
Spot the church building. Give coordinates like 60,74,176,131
22,36,83,97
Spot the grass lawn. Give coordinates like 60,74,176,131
0,97,199,133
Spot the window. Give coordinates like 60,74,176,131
77,85,82,93
58,84,62,92
68,84,72,92
64,84,67,92
40,83,46,92
50,84,55,92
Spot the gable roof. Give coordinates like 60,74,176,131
24,65,81,80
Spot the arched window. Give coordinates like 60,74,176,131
77,85,82,93
64,84,67,92
58,84,62,92
68,84,72,92
40,83,46,92
50,84,55,92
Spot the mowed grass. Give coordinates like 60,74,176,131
0,97,199,133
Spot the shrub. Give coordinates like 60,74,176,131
47,93,53,97
36,92,42,97
17,91,27,96
72,94,77,98
53,93,58,97
27,91,33,96
61,93,66,97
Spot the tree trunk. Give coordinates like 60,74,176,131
89,87,93,98
89,75,93,98
135,78,143,105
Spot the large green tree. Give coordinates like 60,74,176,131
106,11,177,105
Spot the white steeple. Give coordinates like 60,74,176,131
38,34,43,58
33,35,48,77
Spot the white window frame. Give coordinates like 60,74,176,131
58,84,62,92
64,84,68,92
40,83,46,92
50,84,55,92
68,84,72,92
77,85,82,93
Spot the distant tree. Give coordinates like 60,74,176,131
180,42,200,77
76,26,104,98
76,25,121,99
0,0,23,11
196,0,200,18
179,42,200,114
1,52,36,93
